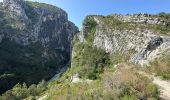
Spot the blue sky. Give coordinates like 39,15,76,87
46,0,169,29
1,0,170,29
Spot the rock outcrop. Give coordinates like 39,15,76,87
111,13,167,25
0,0,78,94
131,36,170,65
73,14,170,66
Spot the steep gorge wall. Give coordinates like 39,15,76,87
0,0,78,94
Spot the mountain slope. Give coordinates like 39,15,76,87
74,14,170,65
1,1,170,99
46,13,170,100
0,0,78,94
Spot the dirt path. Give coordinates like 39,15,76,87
139,71,170,100
153,76,170,99
37,95,47,100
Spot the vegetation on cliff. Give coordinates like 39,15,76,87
1,0,170,99
44,15,162,100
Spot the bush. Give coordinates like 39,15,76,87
148,54,170,80
72,44,111,80
0,81,48,100
82,16,97,44
158,12,170,20
102,64,159,99
83,16,97,31
121,94,137,100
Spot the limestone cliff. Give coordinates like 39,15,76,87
72,14,170,67
0,0,78,94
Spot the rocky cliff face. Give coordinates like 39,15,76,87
0,0,78,94
73,14,170,67
2,0,78,46
111,14,167,25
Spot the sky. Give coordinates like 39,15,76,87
1,0,170,29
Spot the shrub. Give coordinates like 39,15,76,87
158,12,170,20
121,94,137,100
148,54,170,80
83,16,97,31
72,44,111,80
0,81,47,100
102,64,159,99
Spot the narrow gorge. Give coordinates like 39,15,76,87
0,0,170,100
